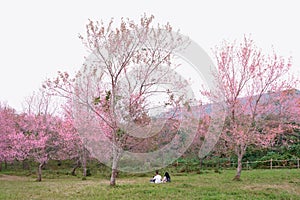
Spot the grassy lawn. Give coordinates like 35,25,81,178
0,169,299,199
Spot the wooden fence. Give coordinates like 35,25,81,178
242,158,300,170
175,158,300,171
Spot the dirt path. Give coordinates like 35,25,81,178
0,174,29,181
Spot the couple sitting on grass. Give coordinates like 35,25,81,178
150,170,171,183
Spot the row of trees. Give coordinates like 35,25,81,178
1,15,299,185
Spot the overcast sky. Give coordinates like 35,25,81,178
0,0,299,111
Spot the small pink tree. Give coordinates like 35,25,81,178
205,36,297,180
9,117,33,169
0,103,41,171
56,107,86,176
21,90,61,181
0,103,18,169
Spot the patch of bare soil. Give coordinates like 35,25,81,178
0,174,28,181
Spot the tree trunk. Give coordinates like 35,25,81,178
4,160,7,170
22,159,30,170
110,167,118,186
199,158,203,171
37,162,45,182
110,146,120,186
0,161,2,171
233,154,243,181
82,148,87,178
71,159,81,176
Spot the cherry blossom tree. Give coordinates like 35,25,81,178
9,114,33,170
267,89,300,147
45,14,194,186
59,103,88,177
0,103,17,170
0,103,42,171
20,90,62,181
205,36,297,180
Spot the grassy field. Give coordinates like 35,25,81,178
0,169,299,200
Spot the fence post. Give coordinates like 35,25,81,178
270,159,273,170
246,161,249,170
297,158,299,169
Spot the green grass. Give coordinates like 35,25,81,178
0,169,299,199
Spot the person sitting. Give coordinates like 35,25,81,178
150,170,162,183
162,172,171,183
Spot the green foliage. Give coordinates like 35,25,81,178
116,128,126,138
93,96,101,105
86,168,91,176
105,90,111,101
288,143,300,156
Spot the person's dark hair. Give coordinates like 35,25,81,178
164,172,170,178
164,172,171,182
155,170,159,174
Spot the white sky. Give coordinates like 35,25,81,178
0,0,299,112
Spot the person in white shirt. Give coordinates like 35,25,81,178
150,170,162,183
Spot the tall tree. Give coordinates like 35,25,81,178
206,36,297,180
45,14,193,186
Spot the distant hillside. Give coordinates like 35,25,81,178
159,89,300,119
